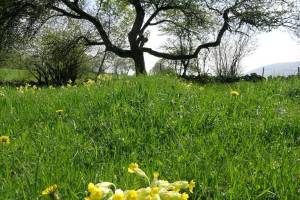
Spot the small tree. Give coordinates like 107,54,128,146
212,31,255,80
28,30,89,85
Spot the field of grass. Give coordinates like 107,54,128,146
0,76,300,199
0,68,34,81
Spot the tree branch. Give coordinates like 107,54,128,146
142,8,231,60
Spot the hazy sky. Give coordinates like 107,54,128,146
144,29,300,73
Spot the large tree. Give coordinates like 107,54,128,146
0,0,296,75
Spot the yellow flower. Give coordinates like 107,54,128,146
41,184,58,196
159,190,181,200
188,180,195,193
181,193,189,200
137,187,151,199
113,189,124,200
151,172,160,187
0,136,10,144
85,79,95,86
87,183,104,200
126,190,137,200
67,83,72,88
128,163,139,173
150,187,159,196
55,109,64,113
153,172,159,179
230,90,239,96
128,163,148,179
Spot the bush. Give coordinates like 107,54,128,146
29,30,89,85
242,73,265,82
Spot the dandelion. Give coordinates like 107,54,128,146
230,90,239,96
0,136,10,144
55,109,64,113
41,184,60,200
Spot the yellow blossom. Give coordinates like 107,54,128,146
113,189,124,200
153,172,159,179
159,190,181,200
41,184,58,196
55,109,64,113
87,183,104,200
181,193,189,200
85,79,95,86
230,90,239,96
188,180,195,193
128,163,148,179
126,190,137,200
0,136,10,144
67,83,72,88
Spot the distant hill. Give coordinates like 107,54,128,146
246,61,300,77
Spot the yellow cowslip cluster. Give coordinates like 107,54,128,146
0,91,5,96
85,163,195,200
16,83,39,93
85,79,96,87
230,90,240,96
97,74,113,82
0,135,10,144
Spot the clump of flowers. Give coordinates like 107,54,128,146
41,184,60,200
85,79,96,87
0,91,5,96
85,163,195,200
97,74,113,82
230,90,240,96
0,135,10,144
16,84,39,93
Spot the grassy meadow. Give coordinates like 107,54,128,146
0,75,300,199
0,68,34,82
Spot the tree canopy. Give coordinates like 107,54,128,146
0,0,298,74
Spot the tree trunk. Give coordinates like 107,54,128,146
95,50,107,79
133,52,147,75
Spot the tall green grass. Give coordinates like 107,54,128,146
0,68,34,81
0,76,300,199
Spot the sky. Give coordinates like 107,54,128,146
144,29,300,74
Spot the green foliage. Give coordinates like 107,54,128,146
0,68,33,82
0,76,300,199
30,30,90,85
